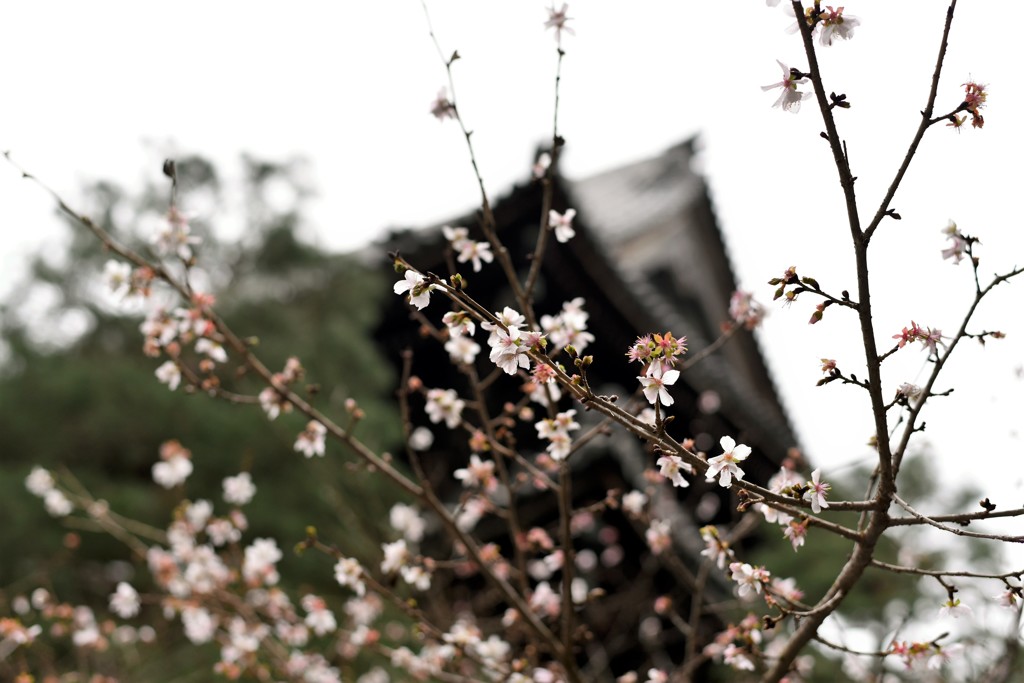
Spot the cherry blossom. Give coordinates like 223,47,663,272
154,206,202,261
645,519,672,555
454,454,498,492
549,208,577,243
481,306,526,344
729,289,765,330
400,564,432,591
301,595,337,636
294,420,327,458
25,466,55,497
381,539,411,575
444,334,481,365
456,239,494,273
393,269,443,310
443,224,494,272
758,466,801,525
638,366,680,406
784,520,808,551
729,562,770,599
228,560,270,609
381,510,421,551
425,388,465,429
656,454,692,488
939,598,972,619
535,409,580,461
700,526,730,569
621,490,648,515
430,87,456,121
541,297,595,353
222,472,256,506
804,468,831,513
771,576,804,603
533,152,552,179
995,586,1020,609
108,582,140,618
155,360,181,391
152,440,194,489
705,436,751,488
897,382,922,401
645,669,669,683
723,644,756,671
963,79,987,128
442,310,475,338
530,581,561,618
488,326,534,375
544,3,574,45
103,259,133,299
195,338,227,363
408,426,434,451
942,219,969,264
819,6,860,46
761,60,813,113
334,557,366,596
44,489,73,517
258,387,288,420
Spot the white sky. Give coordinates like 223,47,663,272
3,3,1023,529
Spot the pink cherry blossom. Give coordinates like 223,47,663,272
784,520,808,551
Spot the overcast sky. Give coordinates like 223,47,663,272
3,2,1023,520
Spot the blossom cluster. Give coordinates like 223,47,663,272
949,79,988,130
628,332,687,407
754,464,832,550
766,1,859,46
258,356,304,420
892,321,943,354
482,306,546,375
535,408,580,461
540,297,594,354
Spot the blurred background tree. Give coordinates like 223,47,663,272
0,154,405,679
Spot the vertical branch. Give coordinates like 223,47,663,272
420,1,537,327
464,364,533,596
762,4,961,681
525,47,566,300
863,0,959,242
557,458,576,668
